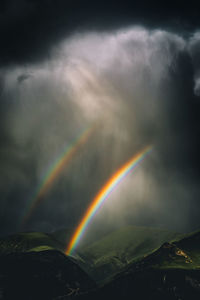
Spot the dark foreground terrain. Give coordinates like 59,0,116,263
0,227,200,299
0,250,96,299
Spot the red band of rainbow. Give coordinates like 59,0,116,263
66,145,152,255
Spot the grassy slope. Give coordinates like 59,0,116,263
82,231,200,300
156,230,200,270
80,230,200,300
1,226,196,284
78,226,181,282
120,229,200,275
81,226,181,263
0,232,65,254
1,227,200,299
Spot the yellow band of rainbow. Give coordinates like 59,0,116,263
66,145,152,255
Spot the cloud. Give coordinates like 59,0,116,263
0,0,199,67
0,26,200,237
188,32,200,96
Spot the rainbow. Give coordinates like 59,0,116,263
21,126,94,226
66,145,152,255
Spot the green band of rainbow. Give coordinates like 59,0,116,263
21,126,94,227
66,145,152,255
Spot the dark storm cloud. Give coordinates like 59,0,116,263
0,0,199,67
157,50,200,176
0,0,200,238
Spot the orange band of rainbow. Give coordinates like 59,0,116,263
66,145,152,255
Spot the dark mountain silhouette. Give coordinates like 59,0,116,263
0,227,200,299
0,250,96,299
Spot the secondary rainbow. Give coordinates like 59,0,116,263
22,126,94,226
66,145,153,255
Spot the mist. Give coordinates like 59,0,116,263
1,26,200,239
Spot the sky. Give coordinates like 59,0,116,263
0,0,200,238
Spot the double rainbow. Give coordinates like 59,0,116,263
66,145,152,255
21,127,94,226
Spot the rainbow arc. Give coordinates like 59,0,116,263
21,126,94,226
66,145,152,255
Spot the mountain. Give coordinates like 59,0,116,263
76,230,200,300
1,226,200,299
0,232,66,254
0,226,182,285
77,226,181,283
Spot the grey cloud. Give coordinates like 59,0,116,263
0,0,199,67
188,32,200,96
0,27,200,238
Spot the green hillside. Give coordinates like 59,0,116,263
123,229,200,272
76,230,200,300
0,232,65,254
0,226,186,285
151,230,200,270
78,226,181,283
1,227,200,299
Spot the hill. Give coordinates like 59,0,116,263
0,232,65,254
78,226,181,283
0,227,200,299
76,231,200,300
0,250,96,299
0,226,182,285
